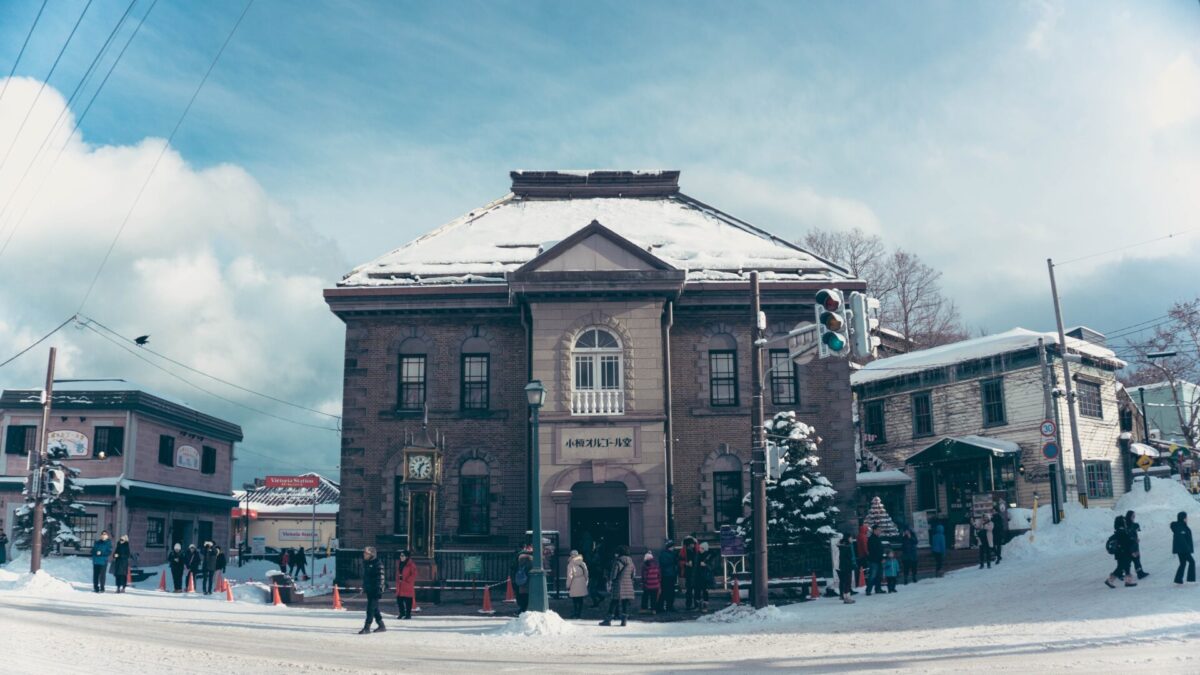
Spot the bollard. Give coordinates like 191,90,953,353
731,579,741,605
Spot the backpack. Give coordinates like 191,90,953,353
1105,534,1119,555
515,566,529,586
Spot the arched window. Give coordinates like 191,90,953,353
708,333,738,407
571,328,623,415
458,459,490,535
712,454,743,528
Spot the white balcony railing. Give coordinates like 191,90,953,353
571,389,624,416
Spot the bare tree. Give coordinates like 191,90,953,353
1124,297,1200,450
802,227,887,283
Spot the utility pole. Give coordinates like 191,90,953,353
1138,387,1151,442
1038,339,1063,523
749,272,768,609
29,347,57,573
1046,259,1087,507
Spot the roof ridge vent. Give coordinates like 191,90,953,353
509,170,680,198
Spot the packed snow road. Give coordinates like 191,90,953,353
3,480,1200,673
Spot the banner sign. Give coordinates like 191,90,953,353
265,475,320,489
176,445,200,470
278,529,319,541
48,430,88,458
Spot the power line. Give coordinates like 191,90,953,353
1054,229,1199,266
79,313,341,421
0,0,94,176
77,0,255,313
0,0,49,109
0,314,75,369
0,0,158,260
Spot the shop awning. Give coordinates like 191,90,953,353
906,436,1022,465
855,469,913,486
1129,442,1160,458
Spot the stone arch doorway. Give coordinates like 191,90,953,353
548,465,649,554
569,482,628,559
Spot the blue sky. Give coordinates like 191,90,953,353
1,0,1198,480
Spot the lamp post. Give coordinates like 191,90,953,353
524,380,548,612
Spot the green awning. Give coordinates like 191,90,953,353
906,435,1022,465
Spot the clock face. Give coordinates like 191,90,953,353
408,454,433,480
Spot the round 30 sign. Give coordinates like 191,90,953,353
1040,419,1057,438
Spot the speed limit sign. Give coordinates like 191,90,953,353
1040,419,1056,438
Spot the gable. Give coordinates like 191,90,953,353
516,220,675,274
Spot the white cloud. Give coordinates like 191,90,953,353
0,78,345,481
1148,52,1200,129
1025,0,1064,54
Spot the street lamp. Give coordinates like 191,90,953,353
524,380,548,612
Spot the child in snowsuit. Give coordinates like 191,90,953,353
883,551,900,593
640,552,661,614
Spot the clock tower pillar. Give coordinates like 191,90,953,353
400,433,443,600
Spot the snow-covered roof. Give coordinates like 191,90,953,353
50,378,191,407
851,328,1125,386
957,435,1021,455
1129,442,1160,458
855,469,913,485
339,171,855,287
236,473,339,507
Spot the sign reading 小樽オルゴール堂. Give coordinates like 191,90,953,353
559,427,635,460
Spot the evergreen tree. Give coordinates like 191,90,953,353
864,496,900,537
13,445,86,555
738,411,839,547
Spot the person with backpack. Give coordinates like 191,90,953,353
395,549,417,620
1126,510,1148,579
514,545,533,613
358,547,386,634
930,524,947,577
600,545,635,627
1105,515,1137,588
1171,511,1195,584
639,552,661,615
566,549,590,619
975,515,993,570
900,528,919,584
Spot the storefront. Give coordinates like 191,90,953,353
906,436,1020,529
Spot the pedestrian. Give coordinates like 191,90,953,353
640,551,660,615
112,534,131,593
866,525,884,596
837,532,856,604
566,549,590,619
296,546,309,580
586,541,606,608
883,550,900,593
991,506,1007,565
600,545,635,627
215,546,227,581
1105,515,1137,588
683,537,704,610
185,543,203,588
1172,511,1195,584
930,524,946,577
975,515,993,569
514,544,533,613
202,541,218,594
856,518,870,584
698,541,716,612
359,546,386,634
395,549,417,620
658,539,679,612
0,531,9,565
1126,510,1148,579
900,528,919,584
280,548,290,576
168,543,186,592
90,530,113,593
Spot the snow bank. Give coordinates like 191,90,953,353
697,603,787,624
231,581,273,604
0,568,74,595
2,553,94,587
492,611,576,636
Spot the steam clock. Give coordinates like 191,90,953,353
401,434,443,595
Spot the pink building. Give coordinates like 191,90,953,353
1,379,242,566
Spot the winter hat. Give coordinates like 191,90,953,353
664,538,675,548
644,552,654,561
699,542,709,553
569,549,580,557
174,543,181,551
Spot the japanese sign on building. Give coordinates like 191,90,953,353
559,427,636,460
176,445,200,470
48,430,88,458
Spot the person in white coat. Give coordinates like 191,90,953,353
565,550,589,619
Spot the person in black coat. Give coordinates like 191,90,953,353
1126,510,1148,579
1172,511,1195,584
185,544,203,588
991,507,1007,564
167,543,187,592
837,533,856,604
866,526,885,596
1105,515,1137,588
295,547,308,580
359,546,386,634
215,547,228,577
900,529,919,584
112,535,132,593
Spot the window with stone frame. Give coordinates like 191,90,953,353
458,459,490,535
712,454,744,528
398,355,427,411
572,328,622,391
769,349,799,405
460,354,490,410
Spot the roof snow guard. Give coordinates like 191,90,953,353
510,170,681,198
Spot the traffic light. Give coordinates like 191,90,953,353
815,288,849,358
848,291,881,359
45,468,65,497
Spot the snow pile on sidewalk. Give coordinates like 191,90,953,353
0,568,75,595
2,553,94,588
492,611,576,636
231,581,273,604
698,603,786,624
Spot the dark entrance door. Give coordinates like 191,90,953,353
943,462,982,526
171,519,192,548
570,507,629,560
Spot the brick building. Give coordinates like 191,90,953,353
324,170,863,567
1,379,242,565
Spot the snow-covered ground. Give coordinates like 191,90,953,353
4,480,1200,673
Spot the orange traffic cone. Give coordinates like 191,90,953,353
272,583,282,606
731,579,741,605
857,567,866,588
810,573,820,600
504,576,516,603
225,581,235,602
187,572,196,593
332,585,344,611
158,570,167,592
478,584,495,614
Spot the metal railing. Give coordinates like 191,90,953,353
571,389,624,415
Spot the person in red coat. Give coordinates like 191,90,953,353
640,552,661,615
856,519,870,584
395,550,417,619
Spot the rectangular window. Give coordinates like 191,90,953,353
911,391,934,438
864,400,886,444
1084,461,1114,499
1119,407,1134,433
93,426,124,458
1078,380,1103,418
981,377,1007,427
600,354,621,389
769,349,799,405
574,355,594,390
197,520,213,545
146,517,165,548
4,425,36,455
713,471,743,528
158,435,175,466
709,350,738,407
458,476,490,535
916,469,937,511
398,355,426,410
69,513,98,550
460,354,490,410
201,446,217,474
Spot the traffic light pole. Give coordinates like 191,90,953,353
1046,259,1087,508
29,347,57,573
749,272,769,609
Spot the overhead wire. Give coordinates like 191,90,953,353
0,314,76,369
0,0,49,109
1053,229,1199,267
